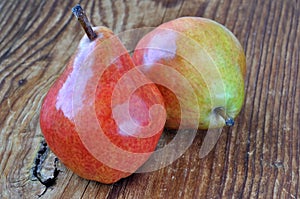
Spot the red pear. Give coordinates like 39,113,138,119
39,5,166,184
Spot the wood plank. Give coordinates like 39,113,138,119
0,0,299,198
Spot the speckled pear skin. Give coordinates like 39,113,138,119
40,27,165,184
133,17,246,129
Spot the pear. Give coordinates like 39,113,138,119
133,17,246,130
39,5,166,184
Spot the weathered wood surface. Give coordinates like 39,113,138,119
0,0,299,198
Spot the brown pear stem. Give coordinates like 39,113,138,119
214,107,234,126
72,4,97,41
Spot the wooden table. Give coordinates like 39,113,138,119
1,0,299,198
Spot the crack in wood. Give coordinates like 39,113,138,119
31,140,61,197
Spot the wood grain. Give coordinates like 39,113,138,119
0,0,299,198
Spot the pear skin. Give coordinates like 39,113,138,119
133,17,246,129
40,5,165,184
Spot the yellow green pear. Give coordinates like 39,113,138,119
133,17,246,129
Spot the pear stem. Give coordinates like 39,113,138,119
214,107,234,126
72,4,97,41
